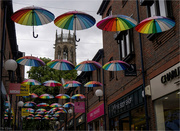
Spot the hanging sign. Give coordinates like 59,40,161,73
21,108,29,117
16,85,29,96
124,64,137,76
74,102,85,113
9,83,21,94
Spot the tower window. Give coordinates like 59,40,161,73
63,47,68,60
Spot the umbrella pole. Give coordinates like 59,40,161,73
33,26,38,38
74,15,80,42
32,9,38,38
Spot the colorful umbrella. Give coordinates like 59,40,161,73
43,80,62,87
50,103,61,108
84,81,103,87
28,114,34,117
16,56,45,67
55,94,70,99
96,15,137,31
135,16,175,34
63,81,81,88
71,94,85,99
42,117,49,120
26,108,35,113
35,117,41,120
47,59,75,71
37,103,49,107
11,6,55,38
29,93,38,98
35,114,43,117
24,101,36,107
27,117,34,120
44,114,52,118
4,101,10,107
21,79,41,86
63,102,74,108
39,94,54,99
50,117,58,120
75,60,102,71
54,10,96,42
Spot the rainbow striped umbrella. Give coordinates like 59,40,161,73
63,81,81,88
39,94,54,99
29,93,38,98
84,81,103,87
16,56,45,67
54,11,96,42
35,117,41,120
63,102,74,108
24,101,36,107
4,116,13,120
103,60,130,71
97,15,137,31
135,16,175,34
50,103,61,108
42,117,49,120
28,114,34,117
43,80,62,87
44,114,52,118
11,6,55,38
55,110,66,114
37,103,49,107
50,117,58,120
75,60,102,71
27,117,34,120
26,108,34,113
21,79,41,86
35,114,43,117
47,59,75,71
55,94,70,99
71,94,85,99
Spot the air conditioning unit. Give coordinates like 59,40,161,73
140,0,154,6
145,85,151,96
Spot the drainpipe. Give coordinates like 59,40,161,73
0,2,7,128
136,0,149,130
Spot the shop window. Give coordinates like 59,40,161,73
109,57,114,81
117,29,134,61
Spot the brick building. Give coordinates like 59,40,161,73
62,0,179,130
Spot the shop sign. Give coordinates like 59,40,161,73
124,64,137,76
16,85,29,96
87,104,104,123
108,86,144,118
76,114,85,126
161,66,180,84
9,83,21,94
21,108,29,117
74,102,85,113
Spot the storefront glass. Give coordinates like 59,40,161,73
154,91,180,130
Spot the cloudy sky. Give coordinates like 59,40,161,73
12,0,103,78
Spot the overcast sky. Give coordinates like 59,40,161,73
12,0,103,78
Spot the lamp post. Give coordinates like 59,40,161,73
17,101,24,130
95,89,103,101
4,59,17,129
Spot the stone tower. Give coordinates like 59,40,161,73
54,30,76,65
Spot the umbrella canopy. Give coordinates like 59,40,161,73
63,102,74,108
47,59,75,71
24,101,36,107
55,94,70,99
102,60,130,71
44,114,52,118
63,81,81,88
75,60,102,71
50,103,61,108
135,16,175,34
16,56,45,67
37,103,49,107
35,117,41,120
21,79,41,86
84,81,103,87
42,117,49,120
39,94,54,99
43,80,62,87
11,6,55,38
54,10,96,42
26,108,35,113
27,117,34,120
29,93,38,98
50,117,58,120
71,94,85,99
97,15,137,31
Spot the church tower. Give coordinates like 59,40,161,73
54,30,76,65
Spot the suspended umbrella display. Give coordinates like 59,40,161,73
50,117,58,120
84,81,103,87
39,94,54,99
50,103,61,108
75,60,102,72
71,94,85,99
11,6,55,38
56,108,67,113
43,80,62,87
96,15,137,31
28,114,34,117
4,116,13,120
55,110,66,114
63,102,74,108
55,94,70,99
63,81,81,88
24,101,36,107
35,114,43,117
103,60,130,80
35,117,41,120
27,117,34,120
21,79,41,86
26,108,35,113
37,103,49,107
4,101,10,108
135,16,175,34
16,56,45,67
44,114,52,118
54,10,96,42
47,59,75,71
29,93,38,98
53,114,59,117
42,117,49,120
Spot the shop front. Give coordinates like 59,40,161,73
150,63,180,130
108,86,146,130
87,104,104,131
76,114,85,130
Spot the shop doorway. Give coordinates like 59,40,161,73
119,117,130,130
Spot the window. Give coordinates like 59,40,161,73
117,29,134,60
57,47,61,59
109,57,114,81
63,46,68,60
147,0,172,18
106,6,112,16
97,68,101,82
